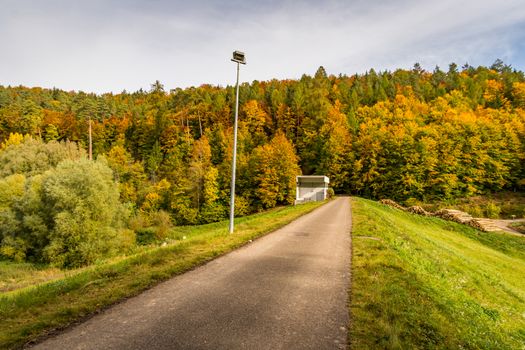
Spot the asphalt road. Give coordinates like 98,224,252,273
32,197,352,350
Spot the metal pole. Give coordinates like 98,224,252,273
229,62,240,233
88,116,92,161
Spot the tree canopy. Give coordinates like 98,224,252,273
0,60,524,266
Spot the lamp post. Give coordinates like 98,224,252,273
229,50,246,233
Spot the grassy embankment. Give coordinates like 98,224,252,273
0,201,325,349
350,197,525,349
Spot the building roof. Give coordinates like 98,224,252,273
296,175,329,184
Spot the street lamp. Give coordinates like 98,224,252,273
229,50,246,233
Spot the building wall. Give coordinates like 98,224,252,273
296,181,327,202
298,185,326,200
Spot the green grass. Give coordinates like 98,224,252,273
0,201,325,349
350,197,525,349
0,262,65,293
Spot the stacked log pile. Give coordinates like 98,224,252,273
471,219,505,232
433,209,473,223
406,206,431,216
379,199,406,211
379,199,499,232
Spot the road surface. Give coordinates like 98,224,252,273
32,197,352,350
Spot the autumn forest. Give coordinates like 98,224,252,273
1,60,524,267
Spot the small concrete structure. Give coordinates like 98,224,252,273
295,176,330,204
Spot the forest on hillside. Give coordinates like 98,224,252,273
0,60,524,266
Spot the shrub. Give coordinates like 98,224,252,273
0,158,131,268
128,211,149,232
170,199,198,225
130,210,173,244
234,195,251,217
467,205,484,218
404,197,419,207
136,227,158,245
485,202,501,219
0,236,28,262
199,203,227,224
0,137,84,178
39,159,131,267
149,210,173,240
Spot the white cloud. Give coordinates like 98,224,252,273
0,0,524,93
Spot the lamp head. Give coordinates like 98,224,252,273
231,50,246,64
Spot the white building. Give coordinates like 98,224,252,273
295,176,330,204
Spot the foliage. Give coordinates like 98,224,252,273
0,136,85,177
130,210,173,244
484,201,502,219
248,133,301,209
0,139,132,267
39,159,131,267
0,61,523,208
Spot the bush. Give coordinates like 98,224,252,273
0,158,131,268
130,210,173,244
136,227,158,245
404,197,419,207
39,159,131,267
0,236,28,262
199,203,227,224
170,199,198,225
0,137,84,178
149,210,173,240
485,202,501,219
467,205,484,218
128,212,149,232
234,195,251,217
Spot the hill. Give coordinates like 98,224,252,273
350,197,525,349
0,62,524,222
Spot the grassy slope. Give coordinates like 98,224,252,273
350,197,525,349
0,201,324,349
0,262,64,293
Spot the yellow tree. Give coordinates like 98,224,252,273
240,99,271,149
250,133,300,209
316,101,353,191
188,136,222,223
484,79,508,108
512,82,525,109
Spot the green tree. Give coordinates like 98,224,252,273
0,137,85,177
40,159,132,267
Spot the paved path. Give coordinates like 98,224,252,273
33,197,352,350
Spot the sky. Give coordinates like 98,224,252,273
1,0,525,94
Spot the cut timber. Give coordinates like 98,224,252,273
378,199,524,235
433,209,473,224
474,219,504,232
